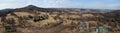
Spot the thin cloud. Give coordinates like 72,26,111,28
0,0,119,9
0,3,28,9
79,1,120,9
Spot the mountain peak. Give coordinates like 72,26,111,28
27,5,37,7
24,5,38,8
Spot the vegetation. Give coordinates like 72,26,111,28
0,5,120,33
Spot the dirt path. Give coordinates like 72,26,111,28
32,23,67,33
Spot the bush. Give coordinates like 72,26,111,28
33,17,41,22
5,25,16,32
5,18,15,25
28,15,33,19
33,15,48,22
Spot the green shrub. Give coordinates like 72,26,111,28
28,15,33,19
33,15,48,22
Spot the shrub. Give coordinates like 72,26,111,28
33,15,48,22
28,15,33,19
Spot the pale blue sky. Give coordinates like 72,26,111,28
0,0,120,10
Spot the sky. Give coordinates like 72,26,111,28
0,0,120,10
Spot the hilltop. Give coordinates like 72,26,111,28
0,5,120,33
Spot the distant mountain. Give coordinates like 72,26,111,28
103,10,120,18
0,5,116,17
0,5,113,14
101,10,120,23
13,5,44,12
0,9,14,16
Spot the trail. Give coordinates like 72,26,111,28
34,23,68,33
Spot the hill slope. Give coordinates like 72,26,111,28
0,5,120,33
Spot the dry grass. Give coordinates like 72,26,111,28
0,11,119,33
